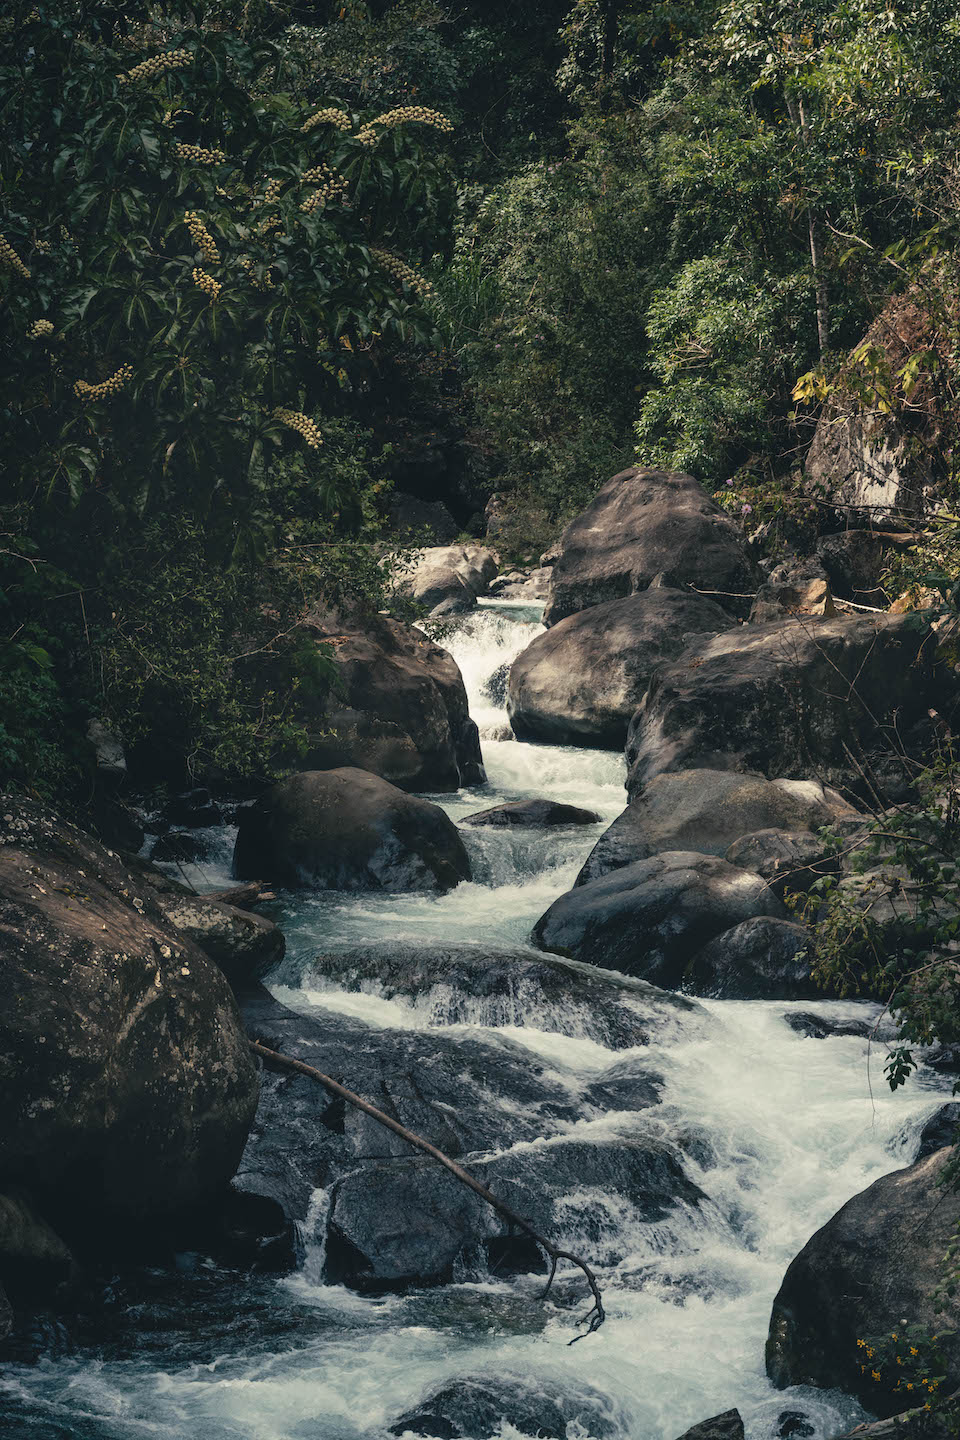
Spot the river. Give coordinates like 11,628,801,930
0,599,948,1440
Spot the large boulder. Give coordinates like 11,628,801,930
543,467,758,627
305,941,702,1050
685,917,815,1000
766,1148,960,1415
0,799,258,1244
625,614,958,803
388,1374,618,1439
240,988,701,1290
233,769,471,893
297,608,484,792
460,799,601,828
387,491,459,543
508,588,735,749
577,771,858,886
724,829,848,898
394,544,498,617
533,851,786,988
153,892,285,988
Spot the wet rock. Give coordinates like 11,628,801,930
298,609,484,792
577,772,857,887
239,988,695,1288
233,769,471,893
0,1191,74,1300
395,544,498,617
461,799,601,828
544,467,758,626
914,1104,960,1160
534,851,786,988
388,1373,619,1439
161,787,222,828
0,797,258,1244
155,892,285,987
766,1148,960,1414
306,942,702,1050
724,828,848,898
672,1412,744,1440
783,1012,873,1040
776,1411,814,1438
508,589,735,748
625,614,958,804
686,918,816,1000
483,660,511,708
149,830,205,864
387,492,459,543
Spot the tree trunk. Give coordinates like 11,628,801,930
786,94,830,358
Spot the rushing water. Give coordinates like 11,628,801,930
2,600,952,1440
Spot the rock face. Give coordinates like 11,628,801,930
233,769,471,893
577,771,857,886
543,467,758,627
460,799,601,828
625,614,957,802
534,851,786,988
239,987,703,1290
299,609,484,792
508,588,735,748
0,798,258,1242
388,1374,618,1440
395,544,498,617
686,917,815,1000
154,893,285,988
673,1412,745,1440
766,1148,960,1414
306,941,702,1050
387,491,459,543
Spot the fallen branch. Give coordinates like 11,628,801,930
250,1039,605,1342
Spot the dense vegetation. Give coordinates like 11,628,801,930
3,0,960,804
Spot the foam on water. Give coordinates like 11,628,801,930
4,601,951,1440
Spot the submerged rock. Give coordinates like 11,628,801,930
508,588,734,748
239,988,697,1290
534,851,786,988
460,799,601,828
543,467,757,626
577,771,857,886
296,608,484,792
0,797,258,1244
625,613,958,803
388,1373,619,1439
307,941,701,1049
783,1012,873,1041
766,1148,960,1414
234,768,471,893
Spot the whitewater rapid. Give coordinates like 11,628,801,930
1,599,950,1440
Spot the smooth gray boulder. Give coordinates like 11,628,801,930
298,608,484,792
766,1148,960,1415
686,917,815,1000
388,1375,618,1439
461,799,601,828
508,588,735,748
234,768,471,893
534,851,787,988
625,614,957,803
543,467,758,627
577,771,858,886
395,544,498,616
724,828,848,898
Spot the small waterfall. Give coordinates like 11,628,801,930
297,1187,332,1285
